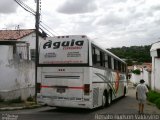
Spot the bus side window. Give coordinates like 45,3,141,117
92,46,105,67
95,48,100,66
108,56,112,69
114,59,117,70
118,61,121,72
124,64,127,73
100,51,105,67
92,47,97,65
104,54,108,68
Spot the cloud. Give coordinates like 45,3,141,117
57,0,97,14
1,0,160,48
0,0,18,14
94,13,127,27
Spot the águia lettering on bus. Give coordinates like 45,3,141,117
43,39,84,49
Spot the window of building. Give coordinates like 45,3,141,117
30,49,35,61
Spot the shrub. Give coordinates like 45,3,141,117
6,96,23,104
147,91,160,103
132,69,141,75
155,98,160,109
27,95,34,102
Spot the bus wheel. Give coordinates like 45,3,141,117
123,87,126,97
102,93,107,108
107,91,112,106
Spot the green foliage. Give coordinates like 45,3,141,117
155,98,160,109
132,69,141,75
107,45,151,65
5,96,23,104
27,95,34,102
147,91,160,109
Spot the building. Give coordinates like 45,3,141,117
150,41,160,92
0,29,45,100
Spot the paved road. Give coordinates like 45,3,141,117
0,86,160,120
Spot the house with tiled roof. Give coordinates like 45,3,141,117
0,29,35,40
0,29,45,100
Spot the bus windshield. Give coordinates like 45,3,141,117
39,36,89,65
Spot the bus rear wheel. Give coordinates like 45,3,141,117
102,93,107,108
107,91,112,106
123,87,126,97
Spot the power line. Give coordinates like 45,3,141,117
17,0,36,13
40,21,59,35
14,0,36,15
14,0,59,37
39,24,55,37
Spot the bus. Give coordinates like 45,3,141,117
37,35,128,109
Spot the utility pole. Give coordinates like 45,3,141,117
35,0,40,103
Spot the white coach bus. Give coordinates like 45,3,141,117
37,35,128,109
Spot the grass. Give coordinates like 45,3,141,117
147,90,160,109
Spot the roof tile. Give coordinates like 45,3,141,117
0,29,35,40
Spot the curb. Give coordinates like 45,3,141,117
0,104,43,111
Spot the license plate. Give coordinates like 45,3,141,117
57,88,65,93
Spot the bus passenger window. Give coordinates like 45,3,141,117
100,51,105,67
104,54,108,68
95,49,100,66
114,59,118,70
108,56,112,69
118,61,121,71
92,47,96,65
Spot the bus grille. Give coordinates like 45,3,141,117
93,88,99,106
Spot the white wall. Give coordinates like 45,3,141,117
150,41,160,92
130,73,141,84
151,57,160,92
142,68,150,85
20,32,44,60
0,45,35,100
130,66,150,85
0,32,45,100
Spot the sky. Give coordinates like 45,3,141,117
0,0,160,48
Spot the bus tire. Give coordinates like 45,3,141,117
106,91,112,106
102,92,107,108
123,87,126,97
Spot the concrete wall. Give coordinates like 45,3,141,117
151,57,160,92
21,33,44,60
0,33,47,100
130,66,151,86
0,33,45,100
150,41,160,92
0,45,35,100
